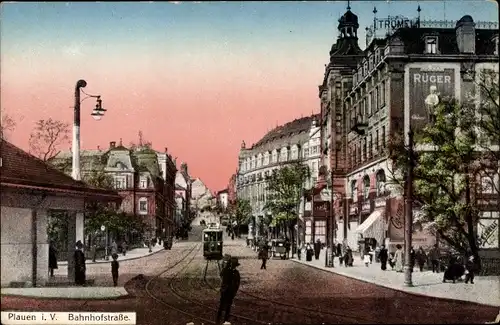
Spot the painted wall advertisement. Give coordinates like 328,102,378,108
408,68,456,132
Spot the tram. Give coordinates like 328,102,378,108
202,224,223,260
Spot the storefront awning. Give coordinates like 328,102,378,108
355,208,386,241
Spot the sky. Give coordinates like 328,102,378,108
1,1,498,191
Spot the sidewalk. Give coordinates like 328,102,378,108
292,249,500,307
58,243,165,266
1,242,180,300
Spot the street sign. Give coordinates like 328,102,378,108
101,225,106,231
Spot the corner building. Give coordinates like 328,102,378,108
316,7,499,259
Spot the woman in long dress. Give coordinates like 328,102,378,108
394,244,404,272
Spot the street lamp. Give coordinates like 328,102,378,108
72,79,106,181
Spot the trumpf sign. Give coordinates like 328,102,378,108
375,16,420,30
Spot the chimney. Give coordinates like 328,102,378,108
110,141,116,149
165,147,168,153
97,145,101,151
456,15,476,54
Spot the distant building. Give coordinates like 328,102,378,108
175,162,193,231
50,140,177,240
227,173,237,206
216,188,229,210
236,114,320,240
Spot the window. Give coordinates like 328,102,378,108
480,175,495,194
376,170,386,196
305,220,312,244
382,126,386,148
363,138,367,160
304,147,309,157
363,176,370,199
350,180,357,199
312,161,318,173
380,81,386,107
139,198,148,215
368,135,373,158
140,177,148,189
272,151,277,163
361,98,366,117
477,211,499,249
375,130,380,151
314,220,326,244
425,36,438,54
114,176,126,189
374,87,379,111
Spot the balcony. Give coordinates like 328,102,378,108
351,114,368,136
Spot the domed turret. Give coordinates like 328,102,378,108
338,5,360,39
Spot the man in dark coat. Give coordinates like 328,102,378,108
48,241,58,277
74,240,86,286
258,244,269,270
443,256,464,283
216,256,241,325
379,245,389,271
313,239,321,260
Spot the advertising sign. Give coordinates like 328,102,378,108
313,201,330,217
408,68,456,132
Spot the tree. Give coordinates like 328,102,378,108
388,89,498,271
82,169,147,244
29,118,70,161
1,108,17,140
230,198,252,237
265,162,310,242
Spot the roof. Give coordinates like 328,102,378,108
392,27,497,55
252,114,320,148
1,140,121,202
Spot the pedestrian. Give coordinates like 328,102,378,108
297,242,303,260
122,240,127,256
379,245,389,271
284,238,291,259
394,244,404,273
305,243,313,261
74,240,86,286
409,246,416,272
363,247,371,267
416,247,427,272
111,253,119,287
429,244,441,273
464,255,475,284
111,240,118,256
91,243,97,262
443,256,463,283
313,239,321,260
388,252,396,270
48,241,58,278
258,244,269,270
345,246,354,267
216,256,241,325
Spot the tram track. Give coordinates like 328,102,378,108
145,243,270,325
200,252,383,324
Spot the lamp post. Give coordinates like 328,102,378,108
72,79,106,181
404,129,415,287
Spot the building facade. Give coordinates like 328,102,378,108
315,6,499,262
216,189,229,210
174,162,193,232
236,115,321,240
227,173,237,206
50,141,177,241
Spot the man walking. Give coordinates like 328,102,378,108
429,244,440,273
259,244,269,270
216,256,241,325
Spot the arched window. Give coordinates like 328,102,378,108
350,180,357,199
363,176,370,199
376,170,386,196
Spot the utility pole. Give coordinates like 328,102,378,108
404,130,414,287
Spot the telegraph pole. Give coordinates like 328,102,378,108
404,130,414,287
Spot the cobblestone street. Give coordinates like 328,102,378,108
3,232,499,325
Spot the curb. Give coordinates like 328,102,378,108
58,248,167,266
291,258,500,308
0,290,130,301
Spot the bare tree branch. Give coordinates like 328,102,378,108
29,118,70,161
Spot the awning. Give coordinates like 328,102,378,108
355,208,386,241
